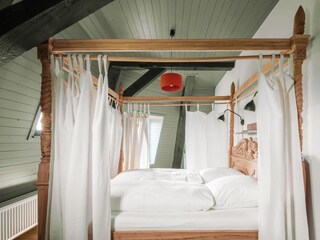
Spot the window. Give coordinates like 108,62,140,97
36,113,42,131
149,115,164,165
27,104,41,140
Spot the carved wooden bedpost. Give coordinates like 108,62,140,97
37,39,53,240
117,83,124,174
290,6,309,151
228,82,235,167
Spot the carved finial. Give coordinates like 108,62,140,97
293,6,305,35
230,82,235,95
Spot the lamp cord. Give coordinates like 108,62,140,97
170,29,175,74
223,109,244,121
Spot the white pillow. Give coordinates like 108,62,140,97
199,167,243,183
113,168,203,184
112,180,214,212
205,175,258,209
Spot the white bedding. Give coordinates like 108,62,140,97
111,207,258,231
111,179,214,212
113,168,203,183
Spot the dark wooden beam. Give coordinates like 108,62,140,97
172,76,195,169
108,66,121,91
110,61,235,71
0,0,114,65
123,68,166,97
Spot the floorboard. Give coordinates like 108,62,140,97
15,226,37,240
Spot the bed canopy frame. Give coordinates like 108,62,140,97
36,6,308,240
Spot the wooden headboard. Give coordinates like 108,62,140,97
231,137,258,178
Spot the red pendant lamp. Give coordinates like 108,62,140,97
161,73,182,92
160,29,182,92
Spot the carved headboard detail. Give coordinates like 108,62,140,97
231,138,258,178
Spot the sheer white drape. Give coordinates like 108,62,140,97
185,108,228,170
109,103,123,178
257,55,309,240
122,104,149,170
49,54,122,240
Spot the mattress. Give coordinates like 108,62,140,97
111,207,258,231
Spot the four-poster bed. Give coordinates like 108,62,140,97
36,6,308,240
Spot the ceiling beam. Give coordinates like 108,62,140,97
123,68,166,97
172,76,195,169
52,38,293,53
110,61,234,71
108,66,121,91
0,0,114,65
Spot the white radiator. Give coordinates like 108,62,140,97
0,194,38,240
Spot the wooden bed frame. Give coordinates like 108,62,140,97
35,6,308,240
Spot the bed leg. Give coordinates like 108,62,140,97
37,39,53,240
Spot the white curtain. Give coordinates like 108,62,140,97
185,108,228,170
122,104,149,171
109,102,123,178
257,55,309,240
49,54,122,240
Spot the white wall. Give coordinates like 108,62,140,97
215,0,320,239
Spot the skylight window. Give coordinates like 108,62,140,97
27,104,41,140
36,113,42,131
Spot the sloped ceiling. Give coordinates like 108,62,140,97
0,0,279,202
57,0,279,89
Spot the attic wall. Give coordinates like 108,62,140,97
0,48,41,202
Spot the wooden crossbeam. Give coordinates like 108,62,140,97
52,38,292,53
123,96,230,102
0,0,114,65
56,54,291,63
123,68,166,97
233,60,289,101
111,61,234,71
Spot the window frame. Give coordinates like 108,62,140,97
27,103,41,140
148,114,164,165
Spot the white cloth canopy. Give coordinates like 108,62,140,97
185,108,228,170
257,55,309,240
49,54,122,240
122,104,150,171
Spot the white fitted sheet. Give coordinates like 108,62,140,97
111,207,258,231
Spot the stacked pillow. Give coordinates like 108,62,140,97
199,168,258,209
111,167,258,211
199,167,243,183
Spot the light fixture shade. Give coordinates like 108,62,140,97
244,100,256,112
160,73,182,92
218,114,225,122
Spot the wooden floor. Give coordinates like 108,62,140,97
15,227,37,240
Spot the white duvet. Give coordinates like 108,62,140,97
111,179,214,212
111,168,255,212
113,168,204,183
